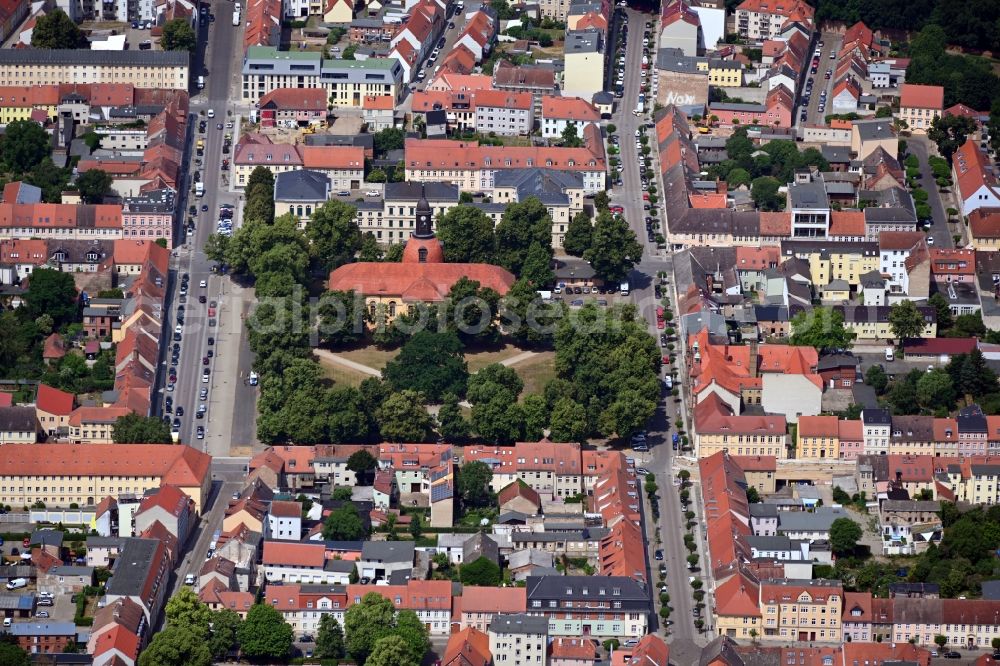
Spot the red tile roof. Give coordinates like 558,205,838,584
970,207,1000,239
459,586,525,614
497,481,540,509
551,638,597,661
258,87,328,112
828,210,865,237
443,627,492,666
263,541,325,567
347,579,452,611
954,138,999,203
35,383,74,415
900,83,944,110
362,94,394,111
715,569,761,617
0,444,209,485
269,500,301,518
137,484,190,519
798,415,840,438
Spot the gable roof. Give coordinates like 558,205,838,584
900,83,944,110
35,383,74,416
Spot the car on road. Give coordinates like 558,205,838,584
184,574,196,585
637,467,651,476
171,418,181,432
336,190,351,196
943,652,961,659
654,549,663,560
208,337,215,345
197,426,205,439
207,109,215,118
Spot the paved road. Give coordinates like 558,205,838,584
157,0,259,454
908,136,957,249
798,33,839,128
607,8,706,663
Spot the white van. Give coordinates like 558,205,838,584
197,76,205,89
619,281,630,296
885,346,894,362
6,578,27,590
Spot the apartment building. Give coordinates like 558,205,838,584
0,202,124,241
241,46,403,105
524,576,650,640
796,415,841,460
563,30,604,100
734,0,814,41
460,587,528,633
347,580,453,635
464,439,585,499
489,614,548,666
233,136,364,189
473,90,534,136
0,50,189,89
759,579,843,642
898,83,944,134
403,126,606,194
105,537,172,621
0,443,212,509
694,395,789,459
267,583,349,634
540,95,601,139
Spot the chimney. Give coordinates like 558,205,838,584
749,340,759,378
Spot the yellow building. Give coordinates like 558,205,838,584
715,571,763,640
708,60,744,87
838,305,937,342
0,50,188,89
322,0,353,22
796,416,841,460
695,398,788,459
563,31,605,100
897,84,943,135
0,443,212,510
760,579,843,643
784,240,879,288
969,209,1000,250
0,86,59,124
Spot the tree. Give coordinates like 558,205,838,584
367,168,387,183
928,292,954,331
346,449,377,475
457,460,494,508
917,369,956,411
246,165,275,193
31,9,86,49
751,176,784,211
237,603,293,661
727,167,751,188
0,642,30,666
561,122,583,147
383,331,469,401
367,635,412,666
520,241,555,287
495,197,553,277
887,370,922,415
373,127,405,155
746,487,761,503
928,114,979,162
138,626,212,666
935,635,948,649
549,397,588,442
376,390,434,442
408,513,423,539
76,169,113,204
322,502,369,541
472,395,526,444
316,615,345,659
889,300,927,341
460,556,502,586
393,610,431,664
953,312,987,338
522,393,548,441
500,278,562,348
306,200,362,271
865,364,889,394
207,609,243,660
113,413,172,443
829,517,862,556
165,588,212,639
584,211,643,283
0,119,53,176
467,363,523,405
563,211,593,257
161,18,197,51
789,307,856,350
594,190,609,212
443,277,501,345
437,393,470,442
318,290,366,347
204,233,230,264
344,593,414,665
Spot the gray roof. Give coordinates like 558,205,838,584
507,549,554,570
854,120,895,141
0,594,35,611
788,180,829,209
554,257,596,281
489,613,549,635
49,566,94,577
863,408,892,425
565,30,602,54
747,535,795,551
493,168,583,205
106,538,161,596
124,188,175,213
273,169,331,202
304,134,374,150
0,406,38,433
0,49,188,66
360,541,415,563
712,102,766,113
749,503,779,518
384,181,459,203
8,622,77,636
981,580,1000,600
656,47,708,73
821,145,851,163
30,530,64,547
525,575,649,608
778,508,852,533
881,500,940,512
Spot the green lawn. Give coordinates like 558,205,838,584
512,352,556,397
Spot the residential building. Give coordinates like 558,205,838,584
898,83,944,134
969,208,1000,250
492,168,586,248
255,88,329,127
0,444,212,509
563,30,605,99
473,90,534,136
33,383,74,438
105,538,171,621
8,622,78,655
758,579,843,642
660,1,703,56
362,94,396,131
694,395,788,459
444,627,492,666
404,124,606,193
540,95,601,138
0,50,189,89
524,575,650,639
734,0,814,41
460,587,528,632
262,541,352,584
464,439,586,499
132,485,194,542
346,579,453,635
267,501,302,540
0,405,39,444
953,139,1000,217
241,46,403,105
488,614,548,666
273,169,331,225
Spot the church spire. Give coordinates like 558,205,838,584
414,184,433,239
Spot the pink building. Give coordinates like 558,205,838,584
708,84,793,129
122,189,175,246
838,419,864,460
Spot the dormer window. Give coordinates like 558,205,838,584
418,248,428,262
